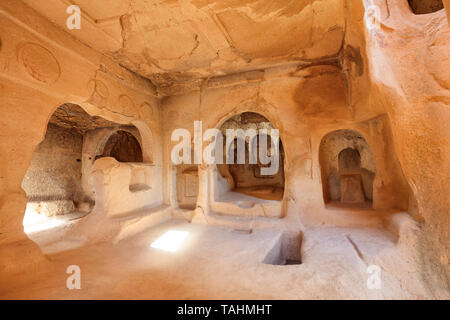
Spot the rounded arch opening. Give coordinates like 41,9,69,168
339,148,362,172
319,129,376,208
20,103,146,237
408,0,444,14
216,112,285,201
96,130,143,163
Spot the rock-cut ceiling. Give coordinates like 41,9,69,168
23,0,347,95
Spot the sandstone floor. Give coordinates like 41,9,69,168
0,218,442,299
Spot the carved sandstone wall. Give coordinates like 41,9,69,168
0,0,163,273
0,0,448,294
359,0,450,286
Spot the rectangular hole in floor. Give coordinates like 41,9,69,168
232,228,253,234
284,259,302,265
263,231,302,265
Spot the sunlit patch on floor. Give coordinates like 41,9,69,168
22,207,67,234
150,230,189,252
22,207,86,234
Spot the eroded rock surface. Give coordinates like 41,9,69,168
0,0,449,300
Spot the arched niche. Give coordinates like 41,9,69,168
21,103,121,226
319,129,376,208
96,130,143,163
216,112,285,201
408,0,444,14
82,122,154,201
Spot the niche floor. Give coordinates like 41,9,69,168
326,201,374,210
217,190,281,207
233,186,284,201
23,209,88,236
1,217,441,299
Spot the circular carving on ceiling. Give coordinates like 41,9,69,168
119,95,136,116
139,102,154,121
94,80,109,99
18,42,61,84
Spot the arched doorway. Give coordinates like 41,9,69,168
21,103,143,234
319,129,375,208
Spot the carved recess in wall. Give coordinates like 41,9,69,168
367,118,384,137
17,43,61,84
184,174,199,198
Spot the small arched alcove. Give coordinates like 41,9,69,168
319,129,375,208
339,148,361,172
97,130,143,163
408,0,444,14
